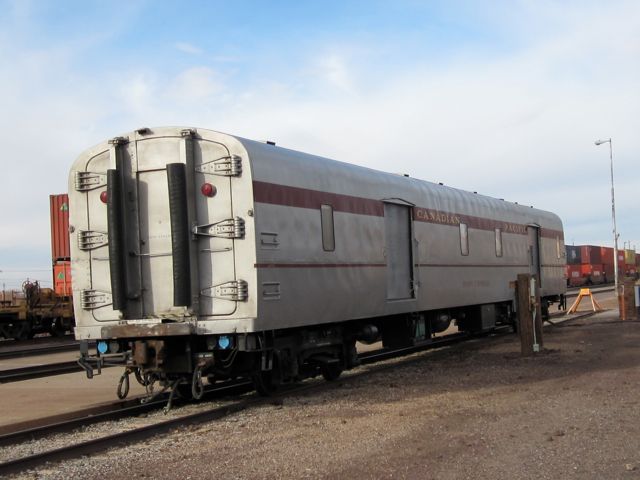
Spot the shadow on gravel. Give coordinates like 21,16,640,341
294,312,640,407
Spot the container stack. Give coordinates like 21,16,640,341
566,244,638,287
50,194,72,297
565,245,582,287
565,245,606,287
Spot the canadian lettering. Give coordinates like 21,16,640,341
414,208,528,234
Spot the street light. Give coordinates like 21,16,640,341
594,138,620,297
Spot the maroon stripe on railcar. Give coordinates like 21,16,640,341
252,181,563,240
255,262,386,268
252,181,384,216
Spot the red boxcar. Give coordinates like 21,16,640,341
600,246,614,265
580,245,602,264
566,264,587,287
584,264,605,285
50,194,70,261
53,261,72,296
600,247,637,280
566,263,606,287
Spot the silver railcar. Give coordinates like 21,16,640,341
69,127,565,395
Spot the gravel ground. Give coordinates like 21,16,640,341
10,308,640,480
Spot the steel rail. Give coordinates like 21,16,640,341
565,286,614,297
0,342,80,360
0,379,253,448
0,360,83,383
0,335,74,347
0,399,254,476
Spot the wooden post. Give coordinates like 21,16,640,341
517,274,543,356
620,277,638,321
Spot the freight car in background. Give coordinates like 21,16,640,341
69,126,566,397
0,194,74,339
565,244,638,287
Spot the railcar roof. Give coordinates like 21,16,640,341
234,134,563,232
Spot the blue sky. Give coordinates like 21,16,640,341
1,0,639,289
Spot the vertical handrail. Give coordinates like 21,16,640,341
167,163,191,307
107,168,127,311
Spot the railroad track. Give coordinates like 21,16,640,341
0,327,508,476
565,285,615,297
0,334,74,347
0,341,80,360
0,378,253,445
0,360,84,383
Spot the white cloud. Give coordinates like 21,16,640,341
1,1,640,282
118,72,158,115
175,42,203,55
315,54,353,91
169,67,224,102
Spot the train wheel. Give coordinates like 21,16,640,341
176,382,194,400
11,323,32,341
49,318,67,337
252,370,280,396
321,364,343,382
253,353,282,396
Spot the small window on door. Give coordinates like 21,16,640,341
460,223,469,256
320,204,335,251
495,228,503,257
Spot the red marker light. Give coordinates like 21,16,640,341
100,191,108,204
201,183,216,197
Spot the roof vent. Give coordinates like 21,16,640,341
266,140,276,146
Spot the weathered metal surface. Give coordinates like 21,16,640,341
101,322,194,338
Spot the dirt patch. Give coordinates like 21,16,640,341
15,310,640,480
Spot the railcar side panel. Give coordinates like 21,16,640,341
244,137,565,332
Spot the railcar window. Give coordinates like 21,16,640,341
460,223,469,256
320,204,335,251
495,228,503,257
556,236,561,258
